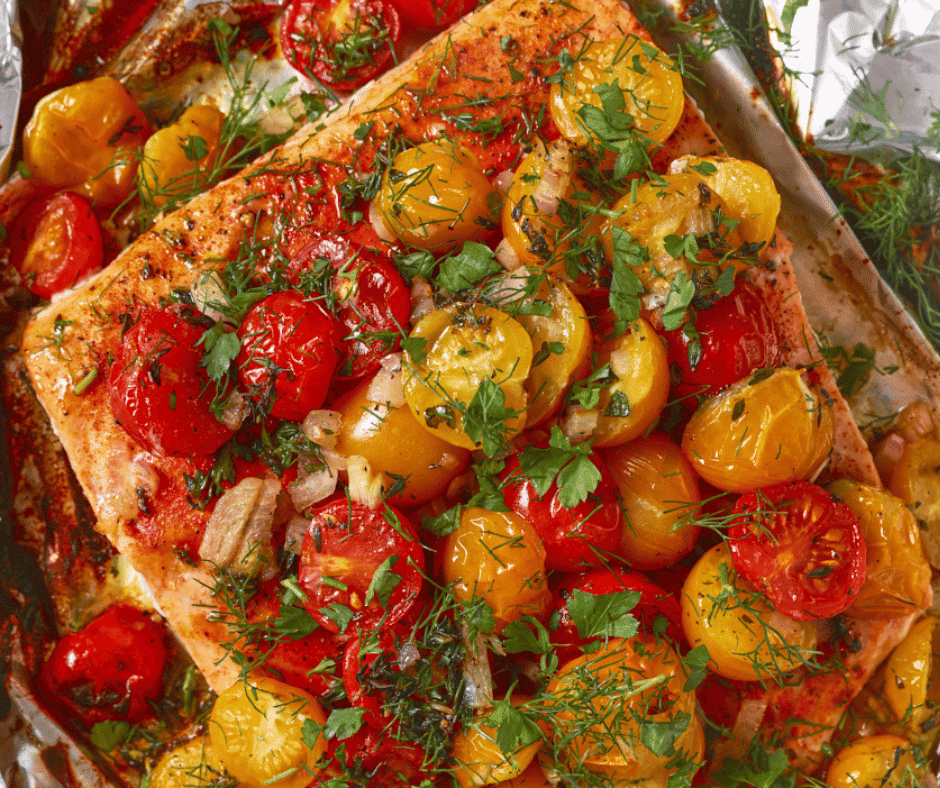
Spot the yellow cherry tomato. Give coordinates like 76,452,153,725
681,367,834,493
601,173,746,300
550,38,684,148
442,507,550,630
404,303,533,452
827,480,932,619
139,104,225,208
681,543,819,682
23,76,151,207
451,697,542,788
148,736,236,788
500,139,606,280
670,155,781,248
825,735,922,788
603,433,701,570
209,676,327,788
884,617,940,733
583,317,670,448
545,636,703,785
375,140,497,251
889,437,940,564
333,375,471,507
505,274,591,427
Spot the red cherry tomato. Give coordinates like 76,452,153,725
499,447,623,572
37,604,168,726
343,620,417,726
8,192,103,299
728,481,867,621
387,0,476,30
550,568,682,664
236,290,341,422
327,724,434,787
289,236,411,380
664,279,781,399
260,628,343,698
109,304,234,456
299,498,425,633
280,0,401,91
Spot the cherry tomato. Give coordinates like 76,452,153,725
664,279,782,399
728,481,867,621
299,497,425,633
550,568,682,664
8,192,103,299
236,290,341,421
499,446,623,572
825,735,922,788
290,235,411,380
328,724,435,787
280,0,401,91
148,736,226,788
259,627,343,698
108,304,234,456
387,0,476,30
37,604,168,726
209,676,327,788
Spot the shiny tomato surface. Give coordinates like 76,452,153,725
38,604,168,726
299,498,425,632
665,279,781,399
280,0,401,91
108,304,233,456
237,290,341,421
499,447,623,572
387,0,476,29
728,481,867,621
9,192,103,299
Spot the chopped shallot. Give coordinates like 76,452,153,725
191,271,231,324
302,409,342,449
198,477,280,580
220,391,249,432
410,276,435,321
366,353,405,407
494,239,522,271
346,454,385,509
561,407,598,443
289,464,338,513
369,198,395,243
284,515,311,556
461,629,494,710
531,140,573,214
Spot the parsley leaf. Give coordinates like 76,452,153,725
90,720,132,752
463,377,519,457
324,707,366,741
486,700,542,756
199,322,240,380
516,426,601,507
364,555,401,608
438,242,503,292
274,604,319,640
567,588,641,641
301,717,324,749
609,226,647,326
661,271,696,330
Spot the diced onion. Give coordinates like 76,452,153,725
220,391,249,431
284,515,310,556
302,409,342,449
495,169,514,194
711,697,768,770
561,407,598,443
289,464,338,513
191,271,231,324
199,477,280,579
346,454,385,509
531,140,574,214
366,353,405,407
461,629,494,710
369,198,395,243
410,276,435,321
494,239,523,272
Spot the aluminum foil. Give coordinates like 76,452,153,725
766,0,940,160
0,0,20,181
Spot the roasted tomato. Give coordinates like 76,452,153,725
108,303,233,456
37,604,168,726
147,736,225,788
328,724,436,787
602,433,701,570
550,568,682,664
289,236,412,380
8,192,103,299
546,636,703,784
681,366,834,492
209,676,327,788
442,507,550,631
259,627,342,698
825,735,922,788
236,290,341,421
499,443,623,572
23,76,151,207
299,498,425,633
728,481,867,621
280,0,401,91
387,0,476,30
664,279,782,399
681,543,819,682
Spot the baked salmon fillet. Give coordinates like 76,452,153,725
19,0,924,777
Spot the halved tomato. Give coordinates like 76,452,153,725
728,481,867,621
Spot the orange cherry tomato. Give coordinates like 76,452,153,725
8,192,103,299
